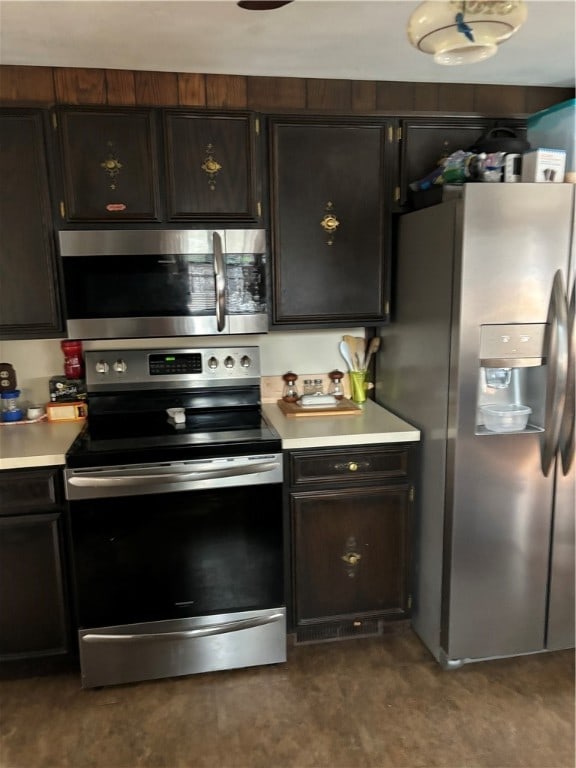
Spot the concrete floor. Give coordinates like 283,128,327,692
0,628,574,768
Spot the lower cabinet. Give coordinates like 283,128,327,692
0,467,69,660
286,444,416,643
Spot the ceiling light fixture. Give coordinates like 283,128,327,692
407,1,528,66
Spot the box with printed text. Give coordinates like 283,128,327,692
521,148,566,183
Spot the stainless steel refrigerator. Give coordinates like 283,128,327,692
375,183,575,668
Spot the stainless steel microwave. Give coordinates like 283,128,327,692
58,229,269,339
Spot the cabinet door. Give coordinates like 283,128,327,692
0,110,64,339
55,107,162,223
399,117,493,208
269,118,392,327
164,110,261,222
398,117,527,208
0,512,68,658
292,485,411,629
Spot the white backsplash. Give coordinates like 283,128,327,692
0,329,364,407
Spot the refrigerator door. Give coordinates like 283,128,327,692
444,184,574,663
377,184,575,666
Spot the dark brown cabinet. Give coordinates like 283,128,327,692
287,444,415,643
268,116,394,328
0,467,69,659
54,106,262,226
398,116,528,208
0,109,64,339
54,106,162,223
163,110,261,223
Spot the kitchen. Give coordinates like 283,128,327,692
1,2,575,767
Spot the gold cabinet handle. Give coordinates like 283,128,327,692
201,142,222,190
320,213,340,233
320,201,339,245
341,552,362,566
333,460,371,472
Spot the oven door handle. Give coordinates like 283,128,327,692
67,461,281,487
81,612,285,643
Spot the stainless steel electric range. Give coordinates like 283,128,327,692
64,346,285,689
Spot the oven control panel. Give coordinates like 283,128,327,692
85,347,261,391
149,353,203,376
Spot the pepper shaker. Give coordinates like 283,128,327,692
327,369,345,400
282,372,300,403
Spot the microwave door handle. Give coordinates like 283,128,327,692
542,270,569,476
559,276,575,474
213,231,226,332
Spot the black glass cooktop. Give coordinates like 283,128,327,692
66,408,281,468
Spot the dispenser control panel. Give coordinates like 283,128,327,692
479,323,546,366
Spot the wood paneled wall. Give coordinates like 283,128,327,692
1,65,573,116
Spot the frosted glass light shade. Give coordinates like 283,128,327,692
407,1,528,66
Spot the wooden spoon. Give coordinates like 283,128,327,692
363,336,381,369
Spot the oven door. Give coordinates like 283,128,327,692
58,229,269,339
65,454,285,688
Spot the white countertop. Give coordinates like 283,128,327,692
0,401,419,471
262,399,420,449
0,420,84,470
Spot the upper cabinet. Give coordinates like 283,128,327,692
397,116,527,208
163,110,261,223
268,116,394,328
0,109,65,339
53,107,162,223
53,106,262,226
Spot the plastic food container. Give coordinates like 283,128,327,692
527,98,575,182
480,404,532,433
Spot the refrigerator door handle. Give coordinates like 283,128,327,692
542,270,569,476
558,277,575,475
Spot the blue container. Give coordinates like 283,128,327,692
1,389,23,421
527,99,575,182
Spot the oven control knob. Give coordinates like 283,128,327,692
95,360,109,374
113,359,127,373
240,356,251,368
224,356,235,369
207,356,218,370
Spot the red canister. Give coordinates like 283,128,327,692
61,340,84,379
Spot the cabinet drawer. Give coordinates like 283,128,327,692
288,446,409,486
0,468,62,515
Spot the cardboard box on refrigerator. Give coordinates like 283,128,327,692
521,148,566,182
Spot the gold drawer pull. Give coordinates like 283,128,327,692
333,460,371,472
341,552,362,566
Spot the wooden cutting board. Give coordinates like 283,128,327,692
277,398,361,417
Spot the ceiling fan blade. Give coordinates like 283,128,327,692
237,1,294,9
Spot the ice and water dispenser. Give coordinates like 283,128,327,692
476,324,547,434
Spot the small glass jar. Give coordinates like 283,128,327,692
302,379,315,396
282,372,299,403
327,370,345,400
313,379,324,395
